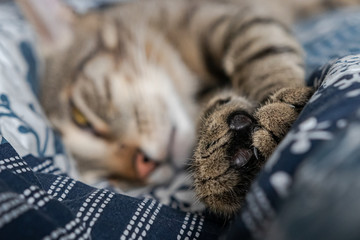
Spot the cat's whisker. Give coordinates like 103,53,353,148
288,104,296,108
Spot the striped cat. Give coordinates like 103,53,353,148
15,0,359,216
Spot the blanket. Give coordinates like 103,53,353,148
1,1,360,239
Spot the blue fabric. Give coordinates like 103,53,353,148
1,1,360,239
0,142,222,239
294,7,360,82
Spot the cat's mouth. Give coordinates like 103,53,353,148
135,126,179,181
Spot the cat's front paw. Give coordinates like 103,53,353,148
252,87,314,158
192,92,263,217
192,87,314,217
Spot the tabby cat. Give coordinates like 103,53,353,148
16,0,358,216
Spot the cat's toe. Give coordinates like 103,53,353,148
252,102,297,158
252,86,314,158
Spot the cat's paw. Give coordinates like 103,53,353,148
252,87,314,158
192,87,313,217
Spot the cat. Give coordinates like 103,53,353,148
15,0,359,217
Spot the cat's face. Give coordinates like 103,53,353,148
39,13,198,183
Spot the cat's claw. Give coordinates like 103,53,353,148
288,104,296,108
253,126,261,133
253,147,259,160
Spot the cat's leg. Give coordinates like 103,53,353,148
160,2,315,216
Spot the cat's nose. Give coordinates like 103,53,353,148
135,151,159,180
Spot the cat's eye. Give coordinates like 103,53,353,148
70,102,112,139
71,104,91,128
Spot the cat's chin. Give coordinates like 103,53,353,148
146,164,174,185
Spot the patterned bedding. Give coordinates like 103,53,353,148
0,1,360,239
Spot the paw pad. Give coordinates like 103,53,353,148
228,113,253,131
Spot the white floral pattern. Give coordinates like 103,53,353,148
270,171,292,198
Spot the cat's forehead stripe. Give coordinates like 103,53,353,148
104,76,112,103
101,20,118,49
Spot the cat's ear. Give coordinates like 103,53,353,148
15,0,76,56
